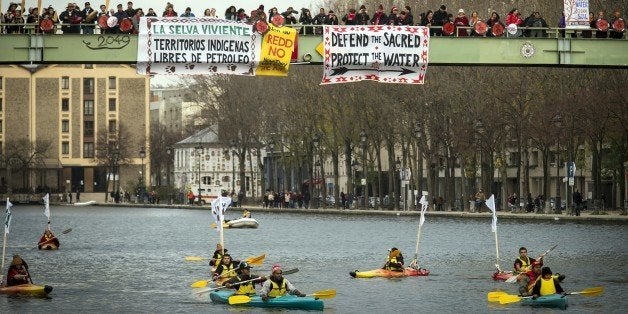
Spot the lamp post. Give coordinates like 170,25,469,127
195,144,203,205
395,157,401,210
352,160,358,208
475,120,485,193
553,115,562,214
268,140,275,192
139,146,146,203
114,148,120,203
166,146,172,204
360,130,367,209
414,123,422,210
315,160,322,208
313,134,320,209
229,140,236,198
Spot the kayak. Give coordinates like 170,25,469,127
209,290,324,311
38,243,59,250
0,283,53,297
492,270,515,281
213,218,259,229
350,267,430,278
521,294,568,310
73,200,96,206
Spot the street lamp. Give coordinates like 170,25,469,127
139,146,146,203
195,144,203,205
229,140,237,198
352,160,359,207
395,157,401,210
360,129,367,209
475,120,485,194
553,115,563,214
268,140,275,192
313,134,320,209
166,146,172,204
315,160,322,208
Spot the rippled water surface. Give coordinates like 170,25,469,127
1,205,626,313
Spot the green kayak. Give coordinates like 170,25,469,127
521,294,568,310
209,290,324,311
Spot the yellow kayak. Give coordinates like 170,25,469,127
0,283,53,297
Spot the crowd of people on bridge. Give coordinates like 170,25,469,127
1,2,625,38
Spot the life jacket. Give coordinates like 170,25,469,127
234,275,256,295
539,277,557,296
267,278,287,297
385,256,403,271
217,263,236,278
515,256,531,273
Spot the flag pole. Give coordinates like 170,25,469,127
1,198,11,284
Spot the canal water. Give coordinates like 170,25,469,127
1,205,626,313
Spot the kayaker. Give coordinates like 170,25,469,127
38,229,60,250
209,243,228,267
530,267,565,297
5,255,31,286
519,260,542,296
213,254,241,281
259,264,306,301
222,262,266,296
513,247,542,274
383,247,404,272
242,209,251,218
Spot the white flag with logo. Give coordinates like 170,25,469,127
4,198,13,234
210,198,223,233
43,193,50,219
419,195,429,227
486,194,497,232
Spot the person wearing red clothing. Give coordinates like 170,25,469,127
505,8,524,37
5,255,31,286
454,9,469,36
519,260,542,296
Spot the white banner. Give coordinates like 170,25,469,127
564,0,590,29
137,17,261,76
43,193,50,219
4,198,13,234
486,194,497,233
322,25,429,84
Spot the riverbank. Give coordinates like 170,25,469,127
91,202,628,223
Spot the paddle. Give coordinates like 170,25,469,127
191,267,298,288
228,289,336,304
487,291,508,302
195,276,265,295
185,254,266,266
505,244,559,283
31,228,72,249
499,287,604,305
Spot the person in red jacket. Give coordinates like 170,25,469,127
5,255,31,286
38,229,60,250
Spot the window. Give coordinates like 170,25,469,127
108,76,116,89
61,76,69,89
0,120,2,132
61,98,69,111
108,98,116,111
108,120,116,133
83,78,94,94
84,100,94,115
84,64,93,69
0,98,3,111
0,76,3,89
62,142,69,154
62,120,69,132
83,142,94,158
84,121,94,137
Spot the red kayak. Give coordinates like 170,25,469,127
350,267,430,278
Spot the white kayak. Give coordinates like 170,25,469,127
73,200,96,206
213,217,259,229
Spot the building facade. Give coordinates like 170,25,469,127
0,64,150,195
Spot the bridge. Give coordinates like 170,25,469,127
0,32,627,67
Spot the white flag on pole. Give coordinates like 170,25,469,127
4,198,13,234
43,193,50,219
419,196,429,227
486,194,497,232
210,198,223,233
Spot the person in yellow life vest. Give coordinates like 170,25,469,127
259,264,306,301
383,247,404,271
209,243,228,267
242,209,251,218
531,266,565,297
513,246,542,274
213,254,241,282
222,262,266,296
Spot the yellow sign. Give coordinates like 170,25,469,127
316,42,324,56
257,24,297,76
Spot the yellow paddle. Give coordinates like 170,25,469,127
498,293,531,304
185,254,266,266
191,266,297,288
487,291,507,302
228,289,336,304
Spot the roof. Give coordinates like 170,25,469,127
176,127,220,146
